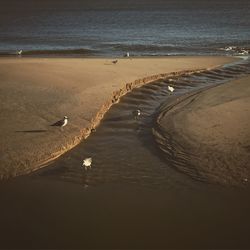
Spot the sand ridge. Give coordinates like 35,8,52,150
158,75,250,186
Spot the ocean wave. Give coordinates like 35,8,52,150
219,46,250,55
1,44,249,57
102,43,207,53
100,43,250,56
0,48,98,56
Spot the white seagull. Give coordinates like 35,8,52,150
17,50,23,55
168,86,175,93
124,52,130,57
82,157,92,170
132,109,141,119
51,116,68,129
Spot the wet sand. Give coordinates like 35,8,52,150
158,76,250,186
0,56,236,178
1,178,250,249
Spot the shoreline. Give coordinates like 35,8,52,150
0,54,245,59
156,75,250,186
0,56,238,178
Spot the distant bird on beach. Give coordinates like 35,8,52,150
132,109,141,119
51,116,68,129
112,60,118,64
17,50,23,55
124,52,130,57
168,86,175,93
82,157,92,170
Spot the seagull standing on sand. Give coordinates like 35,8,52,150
168,86,175,93
17,50,23,55
132,109,141,119
82,157,92,170
51,116,68,129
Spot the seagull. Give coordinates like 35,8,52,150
51,116,68,129
17,50,23,55
124,52,130,57
112,60,118,64
132,109,141,119
168,86,175,93
82,157,92,170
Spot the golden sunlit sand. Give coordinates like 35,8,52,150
0,56,237,178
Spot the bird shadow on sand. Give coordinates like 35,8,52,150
104,62,118,65
15,130,48,133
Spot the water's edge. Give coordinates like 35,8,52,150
2,56,246,180
30,68,208,177
28,56,250,187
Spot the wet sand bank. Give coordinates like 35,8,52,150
0,178,250,249
157,75,250,186
0,56,236,178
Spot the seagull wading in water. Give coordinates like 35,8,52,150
82,158,92,170
168,86,175,93
51,116,68,130
132,109,141,119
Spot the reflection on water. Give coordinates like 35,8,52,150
0,57,250,248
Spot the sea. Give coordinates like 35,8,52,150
0,0,250,56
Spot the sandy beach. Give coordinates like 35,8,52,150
1,1,250,248
0,56,237,178
158,75,250,186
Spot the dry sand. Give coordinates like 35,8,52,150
159,76,250,186
0,56,236,178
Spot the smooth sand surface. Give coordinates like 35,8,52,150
0,56,236,178
159,76,250,185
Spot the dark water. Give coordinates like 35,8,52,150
1,57,250,248
0,0,250,56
